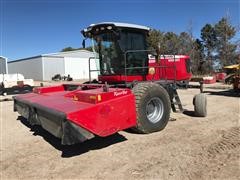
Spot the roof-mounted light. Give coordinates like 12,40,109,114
100,27,105,30
87,27,92,31
107,26,112,30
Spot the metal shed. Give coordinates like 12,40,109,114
8,50,99,81
0,56,8,74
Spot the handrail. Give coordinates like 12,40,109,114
124,50,177,84
88,50,179,86
88,57,100,82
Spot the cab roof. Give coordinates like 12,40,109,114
82,22,150,37
89,22,150,31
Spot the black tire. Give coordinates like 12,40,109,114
22,85,33,93
132,83,171,133
0,83,4,95
193,93,207,117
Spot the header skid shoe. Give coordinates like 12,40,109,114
14,84,137,145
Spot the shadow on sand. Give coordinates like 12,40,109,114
182,110,196,117
18,116,127,158
204,89,240,98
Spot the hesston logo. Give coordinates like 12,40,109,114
114,90,128,96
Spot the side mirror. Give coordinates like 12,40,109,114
82,39,86,48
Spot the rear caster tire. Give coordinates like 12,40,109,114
132,83,171,133
193,93,207,117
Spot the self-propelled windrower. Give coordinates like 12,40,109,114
14,22,207,145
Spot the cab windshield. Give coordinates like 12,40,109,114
93,30,148,75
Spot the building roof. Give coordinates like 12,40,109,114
0,56,7,60
44,49,96,57
9,50,97,63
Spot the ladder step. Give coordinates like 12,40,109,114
172,101,181,105
171,88,183,112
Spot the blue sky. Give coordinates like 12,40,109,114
1,0,239,60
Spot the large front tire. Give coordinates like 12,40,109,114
132,83,171,133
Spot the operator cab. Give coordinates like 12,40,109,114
82,22,150,83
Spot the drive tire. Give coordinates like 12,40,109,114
193,93,207,117
132,83,171,133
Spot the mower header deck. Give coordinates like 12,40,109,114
14,84,136,145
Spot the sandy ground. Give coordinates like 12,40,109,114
0,83,239,179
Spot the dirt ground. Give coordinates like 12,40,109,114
0,83,239,179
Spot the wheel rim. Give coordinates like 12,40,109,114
146,97,164,123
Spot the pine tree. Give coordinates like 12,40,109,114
201,24,217,72
214,17,237,66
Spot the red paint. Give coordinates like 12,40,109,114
33,85,65,94
203,76,216,84
17,87,136,137
215,73,226,81
16,55,191,138
99,55,192,83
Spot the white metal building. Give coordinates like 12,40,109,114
0,56,8,74
8,50,99,81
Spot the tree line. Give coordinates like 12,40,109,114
147,17,239,75
61,17,239,75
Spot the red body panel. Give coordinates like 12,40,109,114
203,76,216,84
17,86,137,137
203,79,216,84
99,55,192,83
148,55,192,81
215,73,226,81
